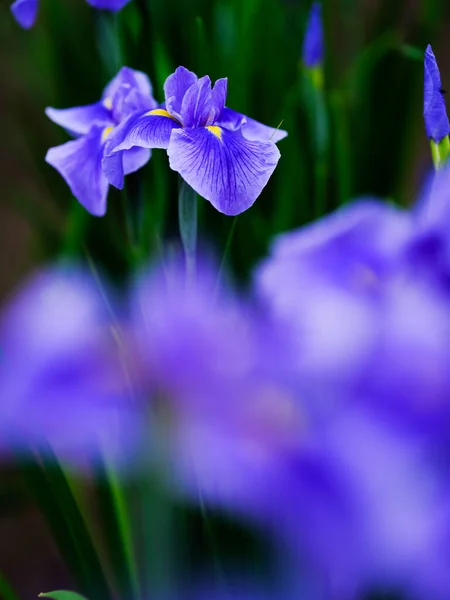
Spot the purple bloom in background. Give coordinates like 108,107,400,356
46,67,156,216
0,265,138,465
10,0,38,28
302,2,323,68
106,66,287,215
424,45,450,143
11,0,132,29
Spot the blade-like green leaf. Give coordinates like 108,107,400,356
39,590,89,600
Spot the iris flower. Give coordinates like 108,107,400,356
11,0,132,29
106,66,287,216
423,44,450,143
302,2,324,68
46,67,157,216
0,266,137,464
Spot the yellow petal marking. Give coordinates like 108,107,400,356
146,108,179,122
206,125,222,140
101,126,114,143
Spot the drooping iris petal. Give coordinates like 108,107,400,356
86,0,133,11
168,127,280,215
45,102,113,136
423,45,450,143
302,2,324,68
218,107,288,143
10,0,39,28
46,127,109,217
164,66,198,122
105,109,181,157
102,146,151,189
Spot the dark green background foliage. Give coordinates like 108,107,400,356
2,0,450,289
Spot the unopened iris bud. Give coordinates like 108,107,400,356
424,45,450,168
302,2,324,82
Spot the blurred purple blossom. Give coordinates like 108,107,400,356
127,251,450,598
106,66,287,215
11,0,132,29
0,265,137,464
45,67,156,216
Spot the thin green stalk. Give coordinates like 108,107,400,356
94,457,140,600
214,216,238,301
95,12,123,77
431,137,450,170
178,180,198,279
301,67,330,220
330,90,352,206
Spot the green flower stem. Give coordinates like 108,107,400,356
302,65,329,219
94,457,140,600
178,180,198,279
214,216,238,301
431,137,450,170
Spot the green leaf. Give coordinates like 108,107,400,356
39,591,88,600
0,572,20,600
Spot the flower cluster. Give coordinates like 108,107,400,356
11,0,132,29
46,66,287,216
5,160,450,597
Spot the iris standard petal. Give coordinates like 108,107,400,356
106,109,181,153
10,0,39,28
86,0,132,11
102,66,154,106
168,126,280,215
46,128,109,216
164,66,198,122
180,76,213,128
423,45,450,142
45,103,112,136
102,146,151,189
207,78,228,125
218,107,288,143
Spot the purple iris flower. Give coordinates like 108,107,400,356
423,45,450,143
255,194,450,432
0,265,137,464
11,0,132,29
127,252,450,598
106,66,287,215
253,198,450,597
302,2,324,68
46,67,157,216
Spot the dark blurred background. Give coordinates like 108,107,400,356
1,0,450,596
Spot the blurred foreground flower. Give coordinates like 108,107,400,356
126,252,446,599
46,67,156,216
0,265,137,464
106,66,287,215
11,0,132,29
254,167,450,597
